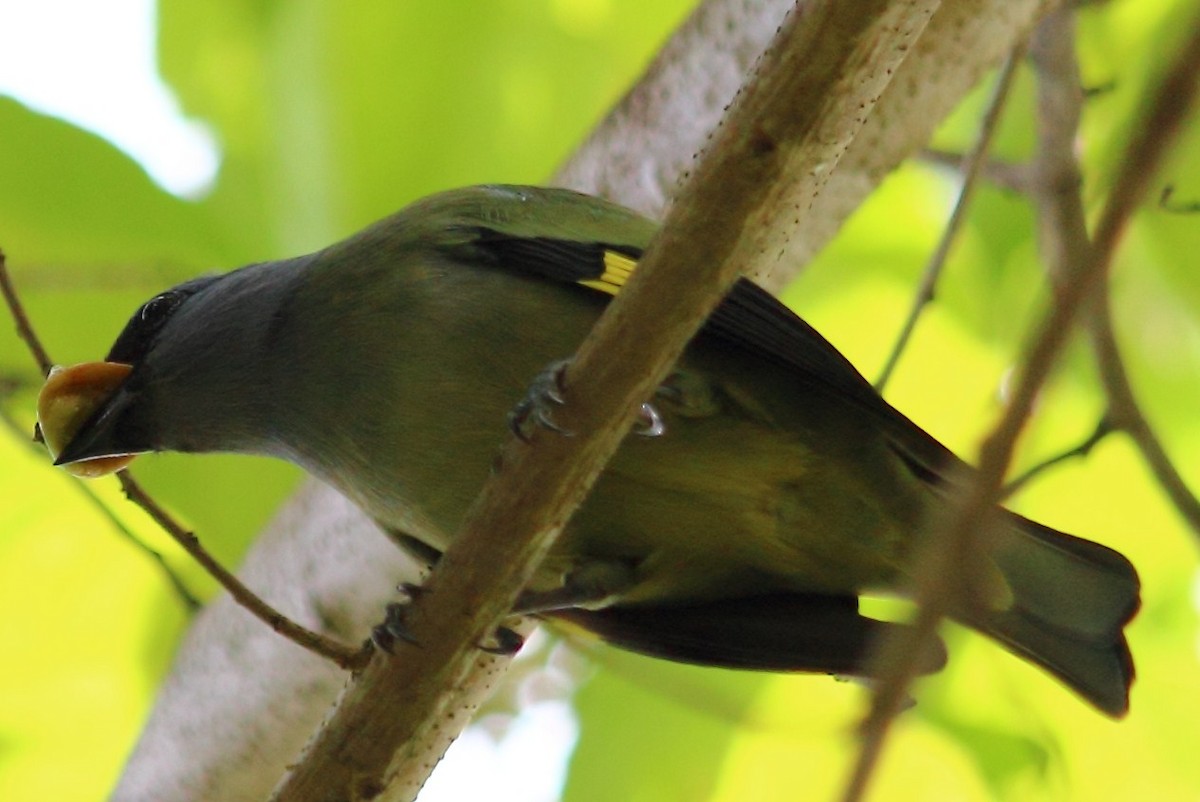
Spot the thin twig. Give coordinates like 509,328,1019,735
1002,414,1114,499
0,250,368,669
876,49,1024,391
1086,21,1200,266
1089,298,1200,536
1029,9,1089,288
842,7,1200,799
0,251,53,375
1029,7,1200,538
1082,15,1200,540
920,148,1030,194
116,474,371,669
75,477,204,610
1159,184,1200,213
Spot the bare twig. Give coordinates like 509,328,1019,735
0,250,366,668
0,251,53,376
1029,8,1200,538
1159,184,1200,213
1029,9,1089,287
842,7,1200,800
921,147,1032,193
1089,297,1200,536
876,47,1024,391
1002,414,1115,499
1085,15,1200,270
1084,15,1200,540
76,480,204,611
116,473,371,670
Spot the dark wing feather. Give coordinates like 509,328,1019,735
468,227,963,482
708,279,964,479
469,227,640,285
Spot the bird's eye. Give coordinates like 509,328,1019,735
106,276,216,364
139,291,182,325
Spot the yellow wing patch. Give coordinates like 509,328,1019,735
578,250,637,297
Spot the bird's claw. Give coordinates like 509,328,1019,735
509,360,574,441
479,626,525,656
635,402,665,437
397,581,425,600
371,580,526,657
370,600,421,654
509,360,666,441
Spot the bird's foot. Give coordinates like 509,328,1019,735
370,600,420,654
509,359,573,441
508,359,665,440
479,626,525,656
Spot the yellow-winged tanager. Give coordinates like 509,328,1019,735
40,185,1139,716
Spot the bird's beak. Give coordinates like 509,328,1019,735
38,361,143,478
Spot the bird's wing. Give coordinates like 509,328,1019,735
466,225,963,481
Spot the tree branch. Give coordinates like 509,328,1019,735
876,46,1024,391
268,2,938,799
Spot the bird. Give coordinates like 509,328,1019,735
40,184,1139,716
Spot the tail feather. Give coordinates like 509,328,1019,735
977,513,1139,717
984,606,1135,717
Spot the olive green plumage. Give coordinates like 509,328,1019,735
58,185,1139,716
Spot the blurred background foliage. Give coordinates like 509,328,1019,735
1,1,1198,800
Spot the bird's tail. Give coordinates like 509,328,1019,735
965,512,1139,717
